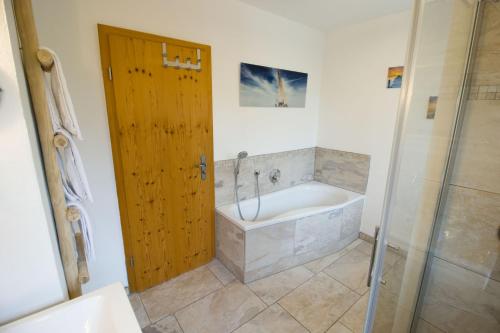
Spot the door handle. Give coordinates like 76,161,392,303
367,226,380,287
199,154,207,181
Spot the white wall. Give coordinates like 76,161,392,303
31,0,326,291
317,11,412,236
0,0,67,324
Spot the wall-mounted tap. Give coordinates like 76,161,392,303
269,169,281,184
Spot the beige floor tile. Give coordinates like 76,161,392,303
207,259,235,285
339,293,369,333
140,266,222,322
305,239,363,274
142,315,183,333
324,249,370,295
129,293,150,328
371,289,399,332
247,266,314,305
354,240,372,256
415,319,445,333
278,272,360,333
175,281,266,333
233,304,308,333
327,322,353,333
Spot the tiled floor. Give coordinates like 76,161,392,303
130,238,390,333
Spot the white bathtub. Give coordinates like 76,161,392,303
216,181,365,231
215,181,366,282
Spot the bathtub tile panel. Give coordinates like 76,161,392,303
216,213,245,281
294,209,343,256
245,222,296,274
314,148,371,194
342,200,364,240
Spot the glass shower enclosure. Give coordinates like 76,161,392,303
363,0,500,332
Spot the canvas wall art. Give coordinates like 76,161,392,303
387,66,404,88
239,63,308,108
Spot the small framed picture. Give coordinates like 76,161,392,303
427,96,438,119
387,66,404,89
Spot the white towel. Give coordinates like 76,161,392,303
67,202,95,261
54,129,93,202
41,47,82,139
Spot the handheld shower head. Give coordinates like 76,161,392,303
235,151,248,176
237,151,248,159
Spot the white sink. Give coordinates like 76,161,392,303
0,283,141,333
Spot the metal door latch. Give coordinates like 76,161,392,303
199,154,207,180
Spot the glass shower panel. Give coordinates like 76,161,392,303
363,0,479,332
415,1,500,331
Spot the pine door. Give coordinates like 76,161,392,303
98,25,214,292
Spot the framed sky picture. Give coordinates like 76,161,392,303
387,66,404,89
239,63,308,108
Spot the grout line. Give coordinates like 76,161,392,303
174,312,187,333
433,255,500,283
137,293,152,326
418,317,446,333
206,259,236,286
142,267,224,325
449,183,500,197
274,268,317,304
229,305,269,333
228,284,270,333
279,306,312,333
327,290,366,333
275,303,312,333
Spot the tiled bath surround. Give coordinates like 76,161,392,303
214,147,370,282
214,148,315,206
214,147,370,206
216,200,364,283
314,147,371,194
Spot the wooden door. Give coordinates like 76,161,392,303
98,25,214,292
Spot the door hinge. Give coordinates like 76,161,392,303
128,256,134,267
108,66,113,81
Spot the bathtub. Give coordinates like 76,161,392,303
215,181,365,282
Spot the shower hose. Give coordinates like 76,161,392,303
235,170,261,221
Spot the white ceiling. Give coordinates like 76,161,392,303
238,0,412,31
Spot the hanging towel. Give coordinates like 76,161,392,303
54,129,93,202
67,202,95,261
41,47,82,139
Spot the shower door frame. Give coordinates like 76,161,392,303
362,0,484,332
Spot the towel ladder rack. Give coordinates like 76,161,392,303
13,0,86,298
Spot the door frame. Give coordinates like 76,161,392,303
97,24,214,292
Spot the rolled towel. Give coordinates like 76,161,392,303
67,202,95,261
54,129,93,202
41,47,82,139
